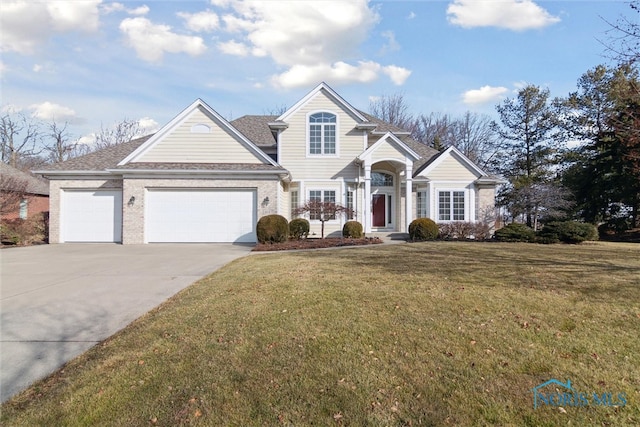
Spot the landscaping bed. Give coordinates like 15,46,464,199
252,236,383,251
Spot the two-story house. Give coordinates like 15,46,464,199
36,82,501,244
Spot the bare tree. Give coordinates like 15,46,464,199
44,121,78,163
293,200,353,239
413,112,455,149
94,118,142,149
369,93,417,133
603,0,640,64
0,174,28,216
452,112,499,171
0,113,42,168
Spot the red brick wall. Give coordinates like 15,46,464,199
1,194,49,221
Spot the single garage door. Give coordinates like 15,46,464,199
62,190,122,242
145,189,256,243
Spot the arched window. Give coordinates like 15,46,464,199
308,112,336,155
371,172,393,187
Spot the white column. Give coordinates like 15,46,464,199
364,164,372,233
405,163,413,233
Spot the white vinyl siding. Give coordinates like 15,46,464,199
426,155,479,181
137,106,264,164
277,90,363,180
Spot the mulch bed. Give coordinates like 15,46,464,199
252,237,384,251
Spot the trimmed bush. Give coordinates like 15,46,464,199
289,218,310,240
494,223,535,242
342,221,364,238
539,221,598,244
256,214,289,244
408,218,439,241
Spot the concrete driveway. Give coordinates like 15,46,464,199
0,243,251,402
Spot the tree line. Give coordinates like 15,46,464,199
369,62,639,231
0,115,144,170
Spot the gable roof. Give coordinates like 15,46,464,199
414,145,488,178
1,162,49,195
231,115,278,147
277,82,369,123
119,99,278,167
358,132,421,163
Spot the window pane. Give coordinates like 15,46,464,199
291,190,298,218
453,191,465,221
439,192,451,221
324,190,336,220
310,112,336,123
417,191,426,218
324,125,336,154
371,172,393,186
19,199,28,220
309,125,322,154
309,191,321,220
346,190,354,220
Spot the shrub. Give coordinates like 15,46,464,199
598,217,632,238
494,223,535,242
408,218,439,241
289,218,310,240
439,222,494,241
0,212,48,245
539,221,598,244
342,221,364,238
256,214,289,244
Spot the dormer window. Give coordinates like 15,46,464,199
308,112,337,156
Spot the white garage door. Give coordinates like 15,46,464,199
62,190,122,242
145,189,256,243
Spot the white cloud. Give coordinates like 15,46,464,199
178,10,220,32
138,117,159,133
217,40,250,56
47,0,100,32
119,17,207,63
0,0,101,54
101,3,149,15
29,101,77,122
462,85,509,105
214,0,410,88
382,65,411,86
447,0,560,31
379,30,400,55
271,61,410,89
129,5,150,16
407,12,416,20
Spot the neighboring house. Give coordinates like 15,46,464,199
35,82,502,244
0,162,49,221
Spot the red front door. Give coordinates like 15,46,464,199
372,194,386,227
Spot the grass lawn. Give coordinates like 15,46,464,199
2,241,639,426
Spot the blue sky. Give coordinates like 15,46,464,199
0,0,632,146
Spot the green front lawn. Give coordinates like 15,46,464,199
2,241,639,426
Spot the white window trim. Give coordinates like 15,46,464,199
436,189,467,222
306,110,340,158
306,188,340,222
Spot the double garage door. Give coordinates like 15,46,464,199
61,189,256,243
